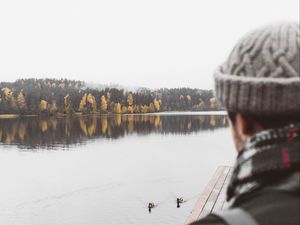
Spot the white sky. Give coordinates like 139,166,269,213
0,0,299,89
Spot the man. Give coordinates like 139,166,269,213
191,22,300,225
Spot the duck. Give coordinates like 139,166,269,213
148,202,156,213
177,197,184,204
176,197,184,208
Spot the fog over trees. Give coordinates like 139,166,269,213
0,78,220,115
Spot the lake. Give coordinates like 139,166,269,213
0,113,235,225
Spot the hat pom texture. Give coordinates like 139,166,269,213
215,22,300,115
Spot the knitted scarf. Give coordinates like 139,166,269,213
227,123,300,203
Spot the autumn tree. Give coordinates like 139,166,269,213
0,87,17,113
17,90,26,113
39,100,49,115
79,93,87,113
149,103,155,113
133,105,140,113
114,103,122,114
1,87,13,99
141,105,149,113
153,98,160,112
127,93,133,106
106,92,111,112
87,93,97,113
127,93,134,114
121,105,127,114
101,95,107,113
64,94,74,115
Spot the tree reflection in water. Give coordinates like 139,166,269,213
0,114,228,149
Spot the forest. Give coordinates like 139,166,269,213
0,78,221,115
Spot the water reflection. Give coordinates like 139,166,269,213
0,114,228,149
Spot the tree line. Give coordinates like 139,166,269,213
0,78,220,115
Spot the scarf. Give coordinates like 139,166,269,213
227,123,300,203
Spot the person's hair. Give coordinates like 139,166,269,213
228,112,300,130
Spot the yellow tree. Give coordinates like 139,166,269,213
153,98,160,112
141,105,149,113
121,105,127,114
39,100,48,112
114,103,122,114
64,94,73,114
149,103,155,113
1,87,17,111
133,105,140,113
127,105,134,113
17,90,26,111
1,87,13,99
106,92,111,112
101,95,107,113
127,93,134,107
79,93,87,112
87,93,97,113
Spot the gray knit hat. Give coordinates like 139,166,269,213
214,22,300,115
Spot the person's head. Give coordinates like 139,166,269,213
214,22,300,152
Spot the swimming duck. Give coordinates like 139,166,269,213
148,202,156,213
176,197,184,208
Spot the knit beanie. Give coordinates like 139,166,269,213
214,22,300,115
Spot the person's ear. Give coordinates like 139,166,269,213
235,114,252,140
236,113,265,136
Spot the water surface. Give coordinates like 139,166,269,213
0,113,235,225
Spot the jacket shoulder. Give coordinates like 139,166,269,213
189,189,299,225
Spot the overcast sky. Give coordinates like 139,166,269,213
0,0,299,89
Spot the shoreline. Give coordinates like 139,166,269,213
0,111,227,119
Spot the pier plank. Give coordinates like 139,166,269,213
184,166,233,225
211,167,233,213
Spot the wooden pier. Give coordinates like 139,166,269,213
184,166,233,225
